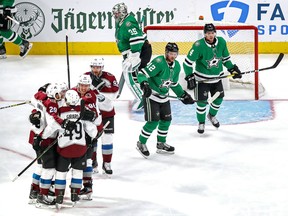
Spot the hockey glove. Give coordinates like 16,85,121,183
140,81,152,98
185,74,196,90
29,111,41,128
92,76,105,90
61,119,77,131
180,91,194,104
228,64,242,79
82,109,96,121
97,94,105,102
33,135,42,151
38,83,51,92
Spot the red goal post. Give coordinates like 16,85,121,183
144,24,262,100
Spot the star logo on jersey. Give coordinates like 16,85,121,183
160,80,172,89
206,55,221,69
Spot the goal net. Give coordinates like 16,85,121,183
144,22,265,100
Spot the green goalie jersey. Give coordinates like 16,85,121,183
138,55,185,98
183,36,234,81
115,14,146,54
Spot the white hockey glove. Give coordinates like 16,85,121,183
122,52,141,73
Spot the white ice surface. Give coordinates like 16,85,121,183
0,54,288,216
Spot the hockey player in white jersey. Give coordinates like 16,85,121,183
44,89,101,208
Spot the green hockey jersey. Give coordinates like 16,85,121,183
115,14,146,54
138,55,185,99
183,36,234,81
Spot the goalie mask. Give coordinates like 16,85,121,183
112,2,128,22
46,83,62,101
65,90,80,106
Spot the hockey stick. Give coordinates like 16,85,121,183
12,99,85,182
198,53,284,83
0,100,31,110
66,35,71,89
155,91,220,104
116,72,125,99
6,15,20,25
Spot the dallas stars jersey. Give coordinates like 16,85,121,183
183,36,234,82
138,55,185,101
0,0,14,7
115,14,146,54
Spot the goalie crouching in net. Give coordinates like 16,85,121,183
183,23,242,134
112,2,152,111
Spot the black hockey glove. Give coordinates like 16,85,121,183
180,91,194,105
38,83,51,92
228,64,242,79
92,76,105,90
140,81,152,98
61,119,77,131
29,111,41,128
185,74,196,90
82,109,96,121
33,135,42,151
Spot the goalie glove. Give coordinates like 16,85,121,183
180,91,194,104
122,51,141,73
140,81,152,98
91,76,105,90
228,64,242,79
185,74,196,90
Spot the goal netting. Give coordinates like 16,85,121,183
144,22,265,100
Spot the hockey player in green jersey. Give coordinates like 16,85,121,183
112,2,152,111
183,23,242,134
0,0,33,59
136,42,194,158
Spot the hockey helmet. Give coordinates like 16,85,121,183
65,90,80,106
90,57,104,70
112,2,128,22
78,74,92,85
165,42,179,54
46,83,62,100
204,23,216,33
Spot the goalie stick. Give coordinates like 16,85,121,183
155,91,220,104
198,53,284,83
0,100,31,110
65,35,71,88
12,99,85,182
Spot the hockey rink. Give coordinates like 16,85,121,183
0,54,288,216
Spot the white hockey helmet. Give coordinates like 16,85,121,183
58,82,68,92
78,74,92,85
90,57,104,69
46,83,62,100
65,90,80,106
112,2,128,22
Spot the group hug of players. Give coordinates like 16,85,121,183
27,57,119,209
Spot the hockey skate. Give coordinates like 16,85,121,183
71,188,80,206
136,141,150,159
102,162,113,176
207,113,220,128
197,123,205,134
156,142,175,154
0,44,7,59
36,194,56,208
19,40,33,58
28,185,39,204
92,159,99,174
55,189,64,210
79,183,93,200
